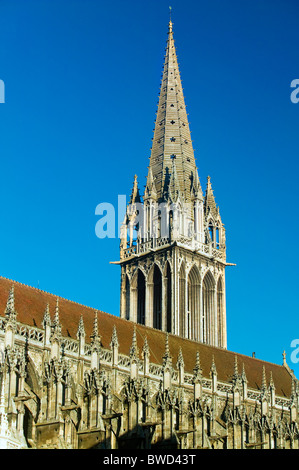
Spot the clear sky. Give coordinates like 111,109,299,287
0,0,298,378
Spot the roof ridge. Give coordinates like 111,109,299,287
0,276,288,372
0,274,111,317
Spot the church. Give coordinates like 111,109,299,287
0,19,298,450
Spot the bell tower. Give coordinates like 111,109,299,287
118,20,227,348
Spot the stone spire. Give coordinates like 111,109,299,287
42,303,51,328
144,167,157,201
52,298,61,336
129,326,139,359
168,158,182,203
5,285,15,317
204,176,218,218
261,366,267,392
77,315,85,340
90,310,101,346
129,174,141,204
148,19,199,203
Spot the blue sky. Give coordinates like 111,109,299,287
0,0,298,377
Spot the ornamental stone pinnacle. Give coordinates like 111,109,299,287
163,333,172,369
129,326,139,359
77,315,85,340
43,303,51,327
5,285,15,317
176,347,184,369
110,325,119,349
90,310,101,346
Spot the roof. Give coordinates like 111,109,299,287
0,275,294,398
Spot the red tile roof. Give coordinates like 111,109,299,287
0,275,293,398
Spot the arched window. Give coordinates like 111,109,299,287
208,221,214,244
137,270,146,325
179,262,186,337
125,275,130,320
153,265,162,330
165,262,172,333
217,277,224,347
187,265,200,341
202,271,215,344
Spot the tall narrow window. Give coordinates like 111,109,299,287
179,263,186,337
153,265,162,330
208,222,214,244
202,271,215,344
217,277,223,347
125,275,130,320
166,262,172,333
187,265,200,340
137,270,146,325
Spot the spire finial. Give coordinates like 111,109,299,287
168,6,173,32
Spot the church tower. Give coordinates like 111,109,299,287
119,20,227,348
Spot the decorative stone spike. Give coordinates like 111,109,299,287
234,355,238,377
4,286,17,348
43,303,51,327
110,325,119,349
193,351,202,379
162,333,172,390
142,336,150,376
261,366,267,392
269,371,276,406
130,326,139,359
53,298,61,332
129,175,141,205
50,298,62,360
177,348,185,385
163,333,172,366
142,335,150,357
5,285,15,317
210,355,217,392
43,303,51,347
90,310,101,347
77,315,86,357
177,347,184,368
110,325,119,368
204,176,219,219
77,315,85,339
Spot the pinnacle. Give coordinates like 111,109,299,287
110,325,119,348
129,175,141,204
5,285,15,316
204,175,218,217
130,326,139,358
77,315,85,338
43,303,51,327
